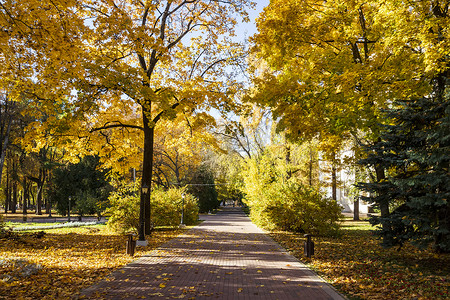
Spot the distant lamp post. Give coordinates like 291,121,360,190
180,193,186,228
137,183,148,246
68,196,71,222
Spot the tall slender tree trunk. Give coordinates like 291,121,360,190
354,197,360,221
36,184,43,215
35,167,45,215
22,178,27,221
142,108,154,235
354,166,360,220
0,118,11,184
11,180,17,213
4,169,9,213
28,182,33,209
46,195,52,217
331,152,337,201
332,165,337,201
4,187,8,213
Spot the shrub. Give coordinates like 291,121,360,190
245,180,341,236
242,156,341,236
106,182,198,233
152,187,198,227
105,182,140,234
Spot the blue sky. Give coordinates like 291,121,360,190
235,0,271,42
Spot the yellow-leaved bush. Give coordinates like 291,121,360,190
151,187,199,227
105,182,140,234
242,154,341,236
106,182,198,234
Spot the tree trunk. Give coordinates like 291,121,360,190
28,182,33,209
332,164,337,201
46,197,52,217
36,184,43,215
375,164,389,218
142,107,154,235
353,166,360,220
4,188,8,213
35,167,45,215
11,180,17,213
0,118,11,185
22,178,27,221
354,197,360,221
4,169,9,213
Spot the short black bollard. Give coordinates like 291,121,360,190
304,234,314,258
126,234,136,256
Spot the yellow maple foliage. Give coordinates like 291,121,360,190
1,0,256,233
248,0,447,148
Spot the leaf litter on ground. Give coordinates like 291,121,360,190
270,219,449,300
0,224,185,300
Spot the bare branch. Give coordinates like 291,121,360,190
200,59,226,78
189,49,207,79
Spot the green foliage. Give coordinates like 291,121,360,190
212,153,244,206
242,152,342,236
358,95,450,253
106,183,198,234
75,190,108,219
48,155,111,216
252,180,341,236
187,165,219,213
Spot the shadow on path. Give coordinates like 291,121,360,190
80,207,345,299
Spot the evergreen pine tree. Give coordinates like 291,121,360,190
358,95,450,253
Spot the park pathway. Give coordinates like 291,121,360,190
80,207,345,299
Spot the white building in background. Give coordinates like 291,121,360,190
318,150,371,214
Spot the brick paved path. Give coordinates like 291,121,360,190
81,207,345,299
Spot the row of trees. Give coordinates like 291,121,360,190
0,0,448,252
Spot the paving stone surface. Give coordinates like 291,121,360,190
81,207,345,299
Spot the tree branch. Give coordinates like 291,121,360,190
152,98,181,124
90,121,143,133
200,58,226,78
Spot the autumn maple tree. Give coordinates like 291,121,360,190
153,117,219,188
1,0,255,234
